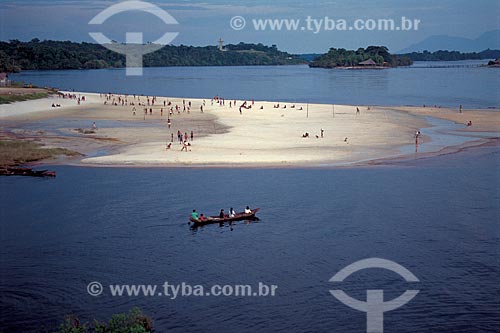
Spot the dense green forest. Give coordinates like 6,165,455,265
398,49,500,61
309,46,413,68
0,39,305,72
2,39,496,73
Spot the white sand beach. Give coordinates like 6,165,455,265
1,91,498,167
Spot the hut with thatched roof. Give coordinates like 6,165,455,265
358,59,377,66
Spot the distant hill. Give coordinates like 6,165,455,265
0,39,305,72
399,30,500,53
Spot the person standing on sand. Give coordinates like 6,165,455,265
321,129,324,138
167,118,171,129
356,107,360,115
184,132,188,142
190,131,194,141
181,142,191,152
171,133,174,142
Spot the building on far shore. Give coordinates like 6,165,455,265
0,73,10,87
358,59,377,66
218,37,227,52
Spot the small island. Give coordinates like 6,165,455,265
309,46,413,69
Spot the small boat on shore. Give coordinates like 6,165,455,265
0,167,56,178
189,208,260,226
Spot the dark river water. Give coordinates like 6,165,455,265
10,61,500,109
3,62,500,331
1,146,499,332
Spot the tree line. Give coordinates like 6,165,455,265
398,49,500,61
0,39,305,72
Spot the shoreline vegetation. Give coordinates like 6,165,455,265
399,49,500,62
0,87,498,169
1,39,498,72
0,86,57,104
0,86,80,173
57,308,153,333
0,138,80,171
0,40,305,72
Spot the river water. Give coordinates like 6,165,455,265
1,62,499,332
10,61,499,109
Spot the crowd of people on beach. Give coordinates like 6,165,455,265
52,93,86,107
273,103,302,110
98,93,203,152
302,128,325,139
94,93,400,156
97,93,375,151
98,93,314,154
166,129,194,152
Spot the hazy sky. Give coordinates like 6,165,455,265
0,0,498,53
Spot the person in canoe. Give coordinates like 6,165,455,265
191,210,199,220
229,207,236,218
199,214,207,221
244,206,251,214
219,209,225,218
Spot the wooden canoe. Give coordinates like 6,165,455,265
0,167,56,177
190,208,260,226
